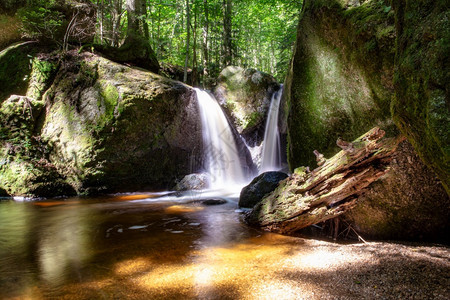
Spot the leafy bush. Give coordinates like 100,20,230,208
16,1,64,44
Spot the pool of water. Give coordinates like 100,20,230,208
0,190,292,298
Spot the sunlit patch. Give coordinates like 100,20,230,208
113,194,155,201
133,264,197,295
33,201,74,207
164,205,204,214
115,258,155,276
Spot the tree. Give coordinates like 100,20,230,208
222,0,232,67
183,0,191,82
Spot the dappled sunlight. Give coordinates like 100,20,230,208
1,198,448,299
114,257,156,276
164,205,205,214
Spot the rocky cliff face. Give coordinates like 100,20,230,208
391,0,449,193
0,44,202,197
284,0,448,240
285,0,397,169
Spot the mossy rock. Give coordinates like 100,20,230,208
0,44,202,197
38,51,201,195
0,158,75,198
391,0,450,192
0,42,58,103
285,0,397,170
214,66,280,146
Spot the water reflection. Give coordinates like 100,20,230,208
37,204,96,286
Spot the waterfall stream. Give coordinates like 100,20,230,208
260,86,283,173
195,88,246,188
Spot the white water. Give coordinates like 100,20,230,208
260,86,283,173
195,88,246,189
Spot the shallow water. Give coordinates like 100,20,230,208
0,191,280,298
1,192,449,299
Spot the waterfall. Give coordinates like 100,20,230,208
195,88,246,188
260,86,283,173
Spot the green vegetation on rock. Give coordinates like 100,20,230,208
285,0,397,170
214,66,280,145
391,0,450,192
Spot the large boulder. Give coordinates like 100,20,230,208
239,171,288,208
284,0,449,241
285,0,397,170
391,0,450,193
214,66,280,146
0,95,75,197
0,44,202,197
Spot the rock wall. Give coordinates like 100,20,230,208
285,0,449,240
391,0,449,193
0,44,202,197
285,0,397,169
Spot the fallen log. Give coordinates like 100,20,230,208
245,127,404,234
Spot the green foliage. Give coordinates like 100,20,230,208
16,0,64,43
94,0,301,82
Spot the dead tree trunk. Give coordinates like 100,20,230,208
246,127,404,234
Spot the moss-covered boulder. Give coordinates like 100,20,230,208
0,44,202,197
285,0,448,241
214,66,280,146
391,0,450,193
285,0,397,169
0,95,75,197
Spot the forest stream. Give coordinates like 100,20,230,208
0,192,448,299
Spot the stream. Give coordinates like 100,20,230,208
1,192,449,299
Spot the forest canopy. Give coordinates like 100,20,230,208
4,0,301,83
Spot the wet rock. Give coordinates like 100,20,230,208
239,171,288,208
200,199,227,206
214,66,280,146
0,187,8,197
174,173,209,191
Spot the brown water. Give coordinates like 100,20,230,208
1,193,449,299
0,192,288,299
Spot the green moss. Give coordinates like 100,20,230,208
243,111,262,130
391,0,450,192
27,57,58,100
0,42,38,102
286,0,396,170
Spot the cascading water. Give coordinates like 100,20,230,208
260,86,283,173
195,88,246,188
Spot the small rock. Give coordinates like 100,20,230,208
239,171,288,208
174,173,209,191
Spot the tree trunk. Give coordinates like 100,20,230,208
246,128,404,234
222,0,232,67
107,0,159,72
202,0,209,87
183,0,191,83
192,1,198,86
